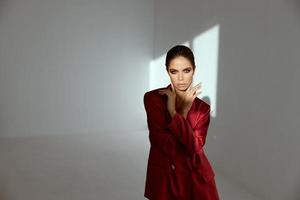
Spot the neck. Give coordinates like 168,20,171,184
175,89,185,98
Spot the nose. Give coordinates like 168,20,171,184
178,73,183,81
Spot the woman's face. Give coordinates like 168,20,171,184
167,56,195,91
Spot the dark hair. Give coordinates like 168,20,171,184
165,45,196,71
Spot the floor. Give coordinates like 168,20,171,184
0,131,261,200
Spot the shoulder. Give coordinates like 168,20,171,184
143,86,166,103
195,97,211,114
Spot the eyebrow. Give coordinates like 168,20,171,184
169,67,192,71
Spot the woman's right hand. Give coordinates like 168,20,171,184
158,83,177,117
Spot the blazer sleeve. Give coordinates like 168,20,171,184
143,92,181,157
166,101,211,156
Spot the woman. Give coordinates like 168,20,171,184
143,45,220,200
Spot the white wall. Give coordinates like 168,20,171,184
0,0,153,137
153,0,300,199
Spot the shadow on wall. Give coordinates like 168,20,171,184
0,0,9,19
284,2,300,198
288,0,300,18
202,96,211,111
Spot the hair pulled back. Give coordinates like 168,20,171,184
165,45,196,71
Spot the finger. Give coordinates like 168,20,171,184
195,86,202,94
191,83,202,93
196,87,202,94
188,82,199,93
158,89,166,95
190,85,200,94
187,82,194,92
193,82,201,89
194,83,202,91
171,82,175,93
188,79,194,92
194,90,202,97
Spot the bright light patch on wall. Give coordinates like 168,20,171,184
193,24,219,117
149,41,190,90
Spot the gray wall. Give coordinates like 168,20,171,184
0,0,153,137
1,0,300,199
153,0,300,199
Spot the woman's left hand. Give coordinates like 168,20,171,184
178,82,202,117
158,83,177,117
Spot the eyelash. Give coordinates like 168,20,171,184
170,70,191,74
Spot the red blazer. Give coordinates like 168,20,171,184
143,84,217,200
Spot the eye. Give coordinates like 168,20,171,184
184,69,191,73
170,71,176,74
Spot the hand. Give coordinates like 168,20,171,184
158,83,177,117
177,82,203,117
